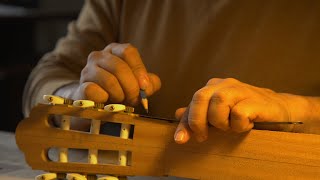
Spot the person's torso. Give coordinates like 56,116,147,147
116,0,320,118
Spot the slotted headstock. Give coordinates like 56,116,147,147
16,100,178,177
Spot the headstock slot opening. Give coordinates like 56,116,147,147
47,114,135,139
47,147,132,166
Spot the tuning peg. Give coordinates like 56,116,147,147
43,95,73,105
104,104,126,112
35,173,57,180
73,100,95,108
104,104,134,113
43,95,65,105
66,173,87,180
73,100,105,109
97,176,119,180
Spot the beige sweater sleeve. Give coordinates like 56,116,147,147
22,0,122,116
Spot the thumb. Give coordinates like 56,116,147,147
78,82,109,103
174,107,192,144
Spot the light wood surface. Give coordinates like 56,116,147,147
15,104,320,179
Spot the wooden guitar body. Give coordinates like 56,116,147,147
16,103,320,179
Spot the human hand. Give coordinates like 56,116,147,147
174,78,291,144
74,43,161,105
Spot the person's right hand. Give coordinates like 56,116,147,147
74,43,161,105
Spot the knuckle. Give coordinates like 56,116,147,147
132,63,145,72
80,66,89,78
87,51,102,62
80,66,93,84
192,89,210,103
108,42,118,47
104,42,118,51
211,91,228,104
231,106,244,118
223,78,239,84
207,78,221,85
230,106,252,133
123,44,138,58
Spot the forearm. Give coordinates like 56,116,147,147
22,54,80,117
282,93,320,134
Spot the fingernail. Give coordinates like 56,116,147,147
139,75,149,90
174,131,185,142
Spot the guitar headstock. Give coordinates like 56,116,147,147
16,95,177,179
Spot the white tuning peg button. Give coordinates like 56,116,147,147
35,173,57,180
66,173,87,180
104,104,126,112
73,100,95,108
97,176,119,180
43,95,65,105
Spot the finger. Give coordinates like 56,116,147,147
105,43,150,90
207,85,250,131
97,51,140,105
144,73,162,96
230,100,256,133
187,80,236,141
207,97,231,131
175,107,187,120
79,82,109,103
188,86,214,142
174,108,192,144
81,66,125,102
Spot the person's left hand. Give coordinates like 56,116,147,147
174,78,291,144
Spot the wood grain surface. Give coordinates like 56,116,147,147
15,104,320,179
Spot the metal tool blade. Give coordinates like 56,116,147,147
138,114,303,125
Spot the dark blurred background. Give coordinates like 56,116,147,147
0,0,84,131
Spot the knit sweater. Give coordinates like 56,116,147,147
23,0,320,120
